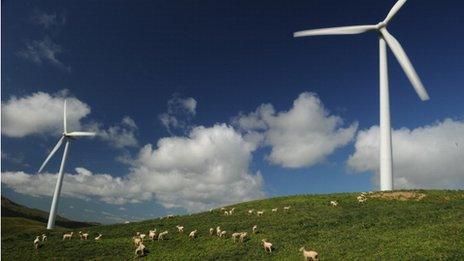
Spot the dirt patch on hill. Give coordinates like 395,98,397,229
368,191,426,201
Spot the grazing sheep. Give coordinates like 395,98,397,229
224,211,229,216
239,232,247,243
257,210,264,216
176,225,184,233
216,226,222,237
189,230,198,240
220,207,226,211
209,228,214,236
252,225,258,234
272,208,278,212
330,200,338,207
41,234,47,242
158,231,169,240
135,242,146,257
79,231,89,240
34,236,41,249
149,229,157,240
229,208,235,215
357,195,367,203
95,234,102,241
220,231,227,238
283,206,291,211
140,234,146,240
231,232,241,242
300,247,319,261
248,209,254,215
63,232,73,240
262,239,273,253
133,236,142,247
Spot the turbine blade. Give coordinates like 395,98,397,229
66,131,96,137
294,25,377,37
63,100,67,134
384,0,407,24
380,29,429,101
38,136,65,173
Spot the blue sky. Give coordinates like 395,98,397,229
2,0,463,224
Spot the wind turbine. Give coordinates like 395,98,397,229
294,0,429,191
38,100,95,229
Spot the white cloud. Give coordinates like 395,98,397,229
2,124,265,211
1,91,90,138
234,92,358,168
96,116,138,148
18,37,70,71
159,95,197,134
32,10,66,29
347,119,464,189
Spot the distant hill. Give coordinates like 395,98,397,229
1,196,99,229
1,190,463,260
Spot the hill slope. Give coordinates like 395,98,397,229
1,196,99,229
2,190,463,260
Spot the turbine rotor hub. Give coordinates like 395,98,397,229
376,22,387,29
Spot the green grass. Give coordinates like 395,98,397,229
2,190,463,260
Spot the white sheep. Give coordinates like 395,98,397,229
231,232,241,242
149,229,157,240
300,247,319,261
95,234,102,241
224,211,229,216
63,232,73,240
209,228,214,236
216,226,222,237
239,232,247,243
229,208,235,214
220,231,227,238
135,242,146,257
248,209,254,215
158,231,168,240
262,239,273,253
34,236,41,249
357,195,367,203
140,233,146,240
283,206,291,211
272,208,278,212
330,200,338,207
133,236,142,247
257,210,264,216
252,225,258,234
209,208,213,213
79,231,89,240
176,225,184,233
189,230,198,240
41,234,47,242
220,207,226,211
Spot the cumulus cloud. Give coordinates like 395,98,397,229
2,124,265,211
18,37,70,71
347,119,464,189
234,92,358,168
159,95,197,134
1,91,90,138
95,116,138,148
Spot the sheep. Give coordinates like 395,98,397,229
209,228,214,236
63,232,73,240
34,236,41,250
189,230,198,240
231,232,241,242
135,242,146,257
140,234,146,241
79,231,89,240
272,208,278,212
41,234,47,242
262,239,273,253
95,234,103,241
176,225,184,233
357,195,367,203
283,206,291,211
248,209,254,215
216,226,222,237
166,214,174,219
133,236,143,247
229,208,235,214
252,225,258,234
220,207,226,211
209,208,213,213
219,231,227,238
257,210,264,216
149,229,157,240
330,200,338,207
239,232,248,243
224,211,230,216
300,247,319,261
158,231,169,240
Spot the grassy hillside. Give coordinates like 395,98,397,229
2,190,463,260
1,197,99,229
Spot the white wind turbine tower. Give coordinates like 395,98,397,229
294,0,429,191
38,100,95,229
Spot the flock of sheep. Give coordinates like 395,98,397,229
32,192,370,260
